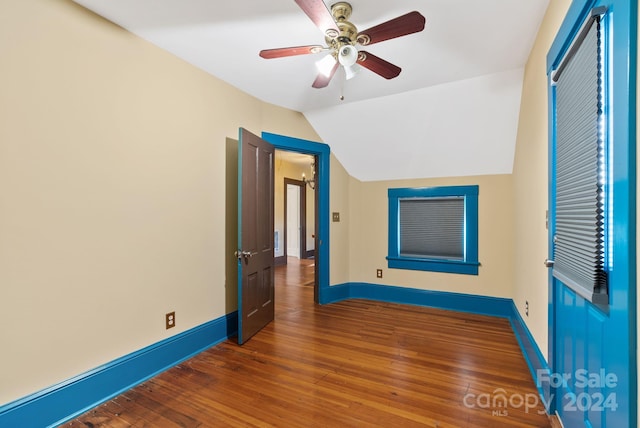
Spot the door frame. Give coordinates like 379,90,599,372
546,0,637,424
262,132,330,304
284,178,307,261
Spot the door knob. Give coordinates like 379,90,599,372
235,250,254,260
544,259,555,268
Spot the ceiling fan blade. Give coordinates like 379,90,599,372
312,62,339,88
260,45,325,59
357,51,401,79
357,11,426,46
294,0,340,37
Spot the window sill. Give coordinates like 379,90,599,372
386,256,479,275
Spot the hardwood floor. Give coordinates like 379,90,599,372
62,258,552,427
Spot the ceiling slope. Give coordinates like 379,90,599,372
72,0,549,181
305,68,525,181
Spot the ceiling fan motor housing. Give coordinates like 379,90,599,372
326,2,358,49
330,2,352,21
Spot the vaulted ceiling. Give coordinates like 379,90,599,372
73,0,549,181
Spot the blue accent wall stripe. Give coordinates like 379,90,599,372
0,312,237,428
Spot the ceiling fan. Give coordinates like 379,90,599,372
259,1,426,88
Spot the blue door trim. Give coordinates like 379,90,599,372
261,132,331,303
547,0,637,425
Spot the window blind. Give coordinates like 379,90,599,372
553,15,607,304
399,197,464,260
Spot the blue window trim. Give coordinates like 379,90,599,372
387,185,479,275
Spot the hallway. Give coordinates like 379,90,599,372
275,257,315,316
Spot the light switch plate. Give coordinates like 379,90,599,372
332,212,340,222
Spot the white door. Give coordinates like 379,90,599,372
286,184,300,258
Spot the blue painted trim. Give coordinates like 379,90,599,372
1,281,554,426
388,185,479,199
387,185,479,275
386,257,479,275
0,312,238,428
327,282,514,318
547,0,596,73
322,283,351,304
509,303,552,406
260,132,331,304
546,72,558,416
628,0,639,420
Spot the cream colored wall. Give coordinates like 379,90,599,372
347,175,515,297
511,0,572,361
0,0,322,406
330,154,352,286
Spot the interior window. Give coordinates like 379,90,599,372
387,185,479,275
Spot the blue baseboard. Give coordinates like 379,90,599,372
324,282,550,401
2,284,550,426
508,301,552,403
321,283,350,304
0,311,238,428
324,282,514,317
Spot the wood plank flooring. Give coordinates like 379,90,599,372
62,258,552,427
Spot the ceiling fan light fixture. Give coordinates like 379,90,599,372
316,54,337,77
338,44,358,67
344,63,360,80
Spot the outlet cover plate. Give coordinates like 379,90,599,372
166,311,176,329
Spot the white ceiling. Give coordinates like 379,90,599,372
73,0,549,181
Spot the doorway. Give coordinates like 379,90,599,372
226,131,330,343
263,132,329,304
285,179,307,260
275,150,317,305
